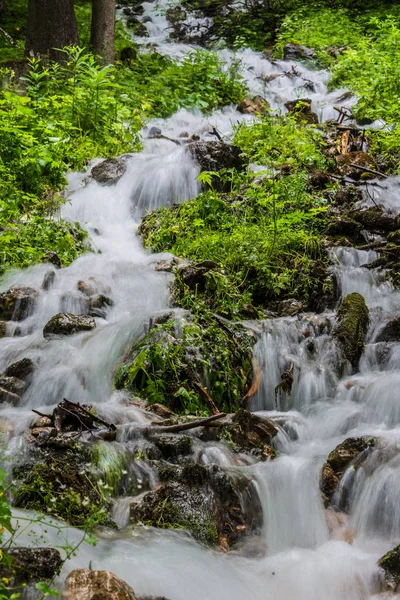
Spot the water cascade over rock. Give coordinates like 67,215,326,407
3,0,400,599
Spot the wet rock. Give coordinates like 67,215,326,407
320,437,370,507
0,286,39,321
0,547,62,588
4,357,35,384
148,126,162,138
347,207,400,233
332,186,363,207
13,441,110,526
43,313,96,338
132,463,260,547
148,403,177,419
335,152,378,180
376,316,400,343
62,569,137,600
237,95,269,115
284,98,318,125
0,417,13,436
91,157,127,185
283,43,317,62
332,293,369,370
220,409,278,456
325,216,364,243
378,544,400,591
189,141,246,184
0,386,21,405
88,294,114,318
152,434,193,459
42,269,56,291
0,376,26,395
45,251,62,268
266,298,305,317
30,415,53,428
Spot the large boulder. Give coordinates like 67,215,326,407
189,141,245,174
62,569,137,600
332,293,369,371
320,437,371,507
132,463,261,548
43,313,96,338
0,287,38,321
283,43,317,62
91,157,127,185
376,316,400,343
378,544,400,591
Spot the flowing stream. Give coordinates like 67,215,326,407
2,1,400,599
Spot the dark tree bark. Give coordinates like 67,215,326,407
25,0,78,62
90,0,116,64
0,0,6,18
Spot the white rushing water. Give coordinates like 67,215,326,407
2,1,400,598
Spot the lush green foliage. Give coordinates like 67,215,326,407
118,50,246,117
115,311,254,414
140,171,330,318
233,113,327,170
330,17,400,124
275,8,363,65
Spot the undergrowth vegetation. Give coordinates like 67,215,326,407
140,170,330,319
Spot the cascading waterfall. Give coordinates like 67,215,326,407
2,1,400,598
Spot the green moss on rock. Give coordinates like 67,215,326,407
379,544,400,591
332,292,369,370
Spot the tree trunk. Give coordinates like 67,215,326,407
90,0,115,64
0,0,6,17
25,0,78,62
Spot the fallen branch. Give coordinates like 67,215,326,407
148,412,227,433
349,163,388,179
193,381,221,415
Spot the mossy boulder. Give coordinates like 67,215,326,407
132,463,260,547
91,157,127,186
332,293,369,370
114,310,254,415
348,207,400,233
218,409,278,458
379,544,400,591
13,442,110,527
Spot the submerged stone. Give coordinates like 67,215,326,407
332,292,369,370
